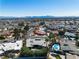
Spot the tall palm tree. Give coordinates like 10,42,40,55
13,28,20,40
45,37,49,48
22,24,29,47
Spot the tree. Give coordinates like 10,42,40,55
48,32,54,40
75,34,79,41
20,47,33,57
58,31,65,36
45,37,50,47
24,25,29,32
56,55,61,59
0,35,5,40
13,28,20,40
18,22,24,26
23,25,29,47
48,32,56,43
20,47,48,57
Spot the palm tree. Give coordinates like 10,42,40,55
45,37,49,48
48,32,54,40
48,32,56,43
22,24,29,47
13,28,20,40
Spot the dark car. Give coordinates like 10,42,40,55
63,44,68,46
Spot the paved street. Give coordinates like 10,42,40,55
66,53,79,59
60,38,79,56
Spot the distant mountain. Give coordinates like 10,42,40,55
0,16,16,18
0,16,79,18
28,16,55,18
0,16,79,20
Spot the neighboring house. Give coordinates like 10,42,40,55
26,35,47,47
64,32,76,40
65,32,76,37
48,24,59,30
26,26,48,47
0,40,22,55
65,25,77,32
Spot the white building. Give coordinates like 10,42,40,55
0,44,4,55
64,32,76,40
0,40,23,55
26,35,47,47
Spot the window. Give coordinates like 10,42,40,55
30,41,33,43
35,39,41,41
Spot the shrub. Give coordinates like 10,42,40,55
20,47,33,57
33,48,48,56
0,35,5,40
20,47,48,57
56,55,61,59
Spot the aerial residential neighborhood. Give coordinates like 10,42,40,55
0,18,79,59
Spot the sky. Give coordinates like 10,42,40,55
0,0,79,17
